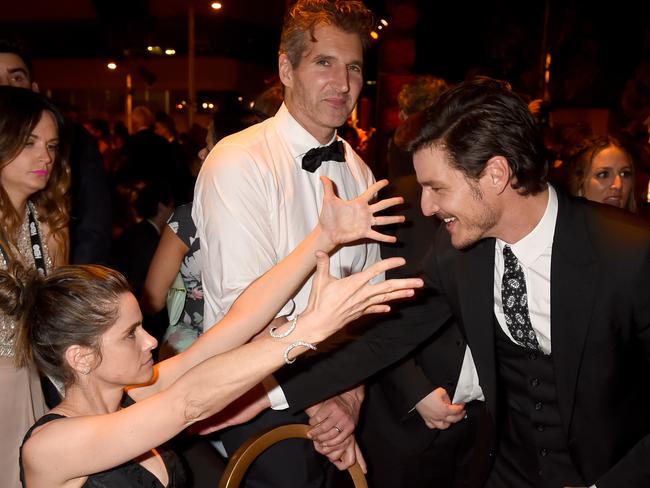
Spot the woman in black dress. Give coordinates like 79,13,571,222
11,178,419,487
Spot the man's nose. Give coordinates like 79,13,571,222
421,193,439,216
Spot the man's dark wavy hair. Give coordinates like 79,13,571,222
407,77,548,195
0,38,33,79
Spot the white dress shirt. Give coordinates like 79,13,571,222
193,103,381,407
194,103,380,328
453,185,558,404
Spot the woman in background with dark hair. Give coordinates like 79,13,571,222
0,85,70,487
566,135,637,212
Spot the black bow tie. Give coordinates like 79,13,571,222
301,140,346,173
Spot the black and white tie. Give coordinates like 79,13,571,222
501,245,540,350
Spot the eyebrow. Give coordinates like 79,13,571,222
594,165,632,171
28,133,59,143
312,54,363,67
124,321,142,337
8,67,29,77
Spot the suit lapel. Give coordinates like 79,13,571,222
456,238,498,415
550,193,599,430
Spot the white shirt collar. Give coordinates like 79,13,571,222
273,103,339,162
496,185,558,266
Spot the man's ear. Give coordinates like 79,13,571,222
483,155,511,194
31,81,39,93
278,54,293,88
65,344,97,376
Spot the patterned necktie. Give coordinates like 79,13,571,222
301,140,346,173
501,245,540,350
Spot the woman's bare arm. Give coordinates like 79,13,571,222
141,226,188,314
21,255,422,486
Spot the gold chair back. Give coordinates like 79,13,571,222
218,423,368,488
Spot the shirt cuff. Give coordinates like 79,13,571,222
262,375,289,410
452,346,485,404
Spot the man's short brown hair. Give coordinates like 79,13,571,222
279,0,374,67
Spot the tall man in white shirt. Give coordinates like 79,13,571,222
270,78,650,487
193,1,377,486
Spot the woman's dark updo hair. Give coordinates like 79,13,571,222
0,264,131,384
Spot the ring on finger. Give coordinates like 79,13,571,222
371,218,377,226
333,425,342,434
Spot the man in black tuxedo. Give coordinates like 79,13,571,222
271,78,650,487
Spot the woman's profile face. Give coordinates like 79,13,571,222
582,145,633,209
92,293,158,387
0,110,58,202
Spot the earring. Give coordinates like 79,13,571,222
81,367,91,375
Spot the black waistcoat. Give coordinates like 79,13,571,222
492,323,584,488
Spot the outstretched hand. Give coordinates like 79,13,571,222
302,251,423,342
319,176,404,247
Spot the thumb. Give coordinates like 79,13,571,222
320,175,336,199
438,388,452,404
446,402,465,414
308,250,331,309
314,250,330,279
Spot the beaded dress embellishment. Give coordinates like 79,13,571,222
0,202,53,357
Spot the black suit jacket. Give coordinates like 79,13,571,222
361,174,467,452
277,190,650,487
66,121,112,264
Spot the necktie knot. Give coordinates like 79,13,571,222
301,140,346,173
503,245,519,270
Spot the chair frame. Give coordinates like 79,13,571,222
218,423,368,487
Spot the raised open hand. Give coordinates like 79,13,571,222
302,251,423,343
319,176,404,247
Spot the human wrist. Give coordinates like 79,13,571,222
312,224,337,254
291,311,327,344
268,314,322,364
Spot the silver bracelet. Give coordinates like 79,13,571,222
270,314,298,339
284,340,317,364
